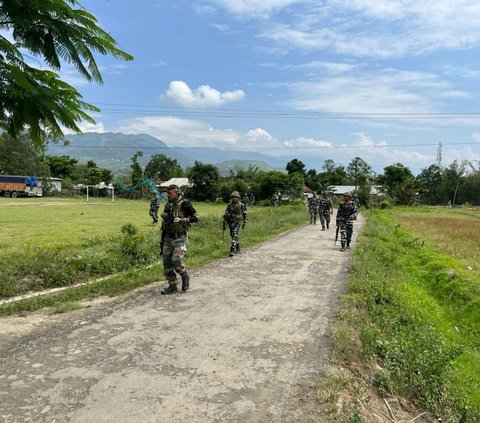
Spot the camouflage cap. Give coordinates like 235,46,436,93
231,191,241,198
343,192,352,198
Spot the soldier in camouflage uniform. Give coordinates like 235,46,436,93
307,192,319,224
160,184,199,295
336,192,358,252
149,191,160,224
223,191,247,257
318,191,333,230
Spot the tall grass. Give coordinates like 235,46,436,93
395,207,480,271
0,198,308,312
334,208,480,422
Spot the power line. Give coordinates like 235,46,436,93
51,141,479,150
90,102,480,119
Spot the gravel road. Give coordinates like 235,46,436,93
0,215,363,423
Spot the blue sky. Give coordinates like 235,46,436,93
60,0,480,173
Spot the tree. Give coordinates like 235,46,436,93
318,160,347,185
0,0,133,145
187,161,220,201
416,164,443,204
286,159,306,175
46,155,78,178
0,132,48,175
144,154,183,180
346,157,372,188
379,163,417,205
130,151,143,185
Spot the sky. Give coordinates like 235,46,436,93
58,0,480,173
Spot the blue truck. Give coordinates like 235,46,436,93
0,175,43,198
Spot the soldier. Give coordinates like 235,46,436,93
149,191,160,224
353,193,360,215
223,191,247,257
318,191,333,230
307,192,319,224
336,192,358,252
160,184,199,295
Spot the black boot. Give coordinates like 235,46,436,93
340,243,346,252
229,246,235,257
181,273,190,292
161,283,178,295
326,222,329,229
235,244,241,253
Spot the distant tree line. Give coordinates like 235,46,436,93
1,132,479,205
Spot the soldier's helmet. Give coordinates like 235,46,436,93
231,191,241,198
343,192,352,198
322,190,328,195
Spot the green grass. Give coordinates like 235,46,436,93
333,207,480,422
0,197,307,314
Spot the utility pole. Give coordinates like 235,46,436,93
452,181,459,207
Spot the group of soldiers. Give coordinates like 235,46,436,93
151,185,358,295
308,191,359,252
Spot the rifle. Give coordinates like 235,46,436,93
222,219,226,241
334,224,339,246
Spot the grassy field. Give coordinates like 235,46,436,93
329,206,480,422
0,197,307,313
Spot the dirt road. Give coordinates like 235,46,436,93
0,216,363,423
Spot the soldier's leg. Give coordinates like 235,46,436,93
346,221,354,248
325,213,331,229
309,209,314,224
313,208,317,224
171,236,190,291
153,209,158,224
319,211,326,229
161,239,178,294
340,222,347,251
229,223,240,255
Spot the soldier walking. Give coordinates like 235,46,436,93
160,184,199,295
318,191,333,230
149,191,160,224
223,191,247,257
307,192,319,224
336,192,358,252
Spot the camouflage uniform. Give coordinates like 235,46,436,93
224,191,247,256
336,197,358,251
149,193,160,224
318,196,333,230
308,196,319,224
161,192,198,291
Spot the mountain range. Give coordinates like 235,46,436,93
47,132,286,174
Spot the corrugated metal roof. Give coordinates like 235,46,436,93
159,178,191,187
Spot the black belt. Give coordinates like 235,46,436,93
166,232,186,238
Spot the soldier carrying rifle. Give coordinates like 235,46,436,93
159,184,198,295
336,192,358,252
223,191,247,257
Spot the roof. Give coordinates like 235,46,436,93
331,185,383,195
159,178,191,188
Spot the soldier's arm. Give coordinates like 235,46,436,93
181,201,199,223
242,203,247,225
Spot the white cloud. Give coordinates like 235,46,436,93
286,69,450,114
228,0,480,58
62,121,107,135
283,137,332,148
246,128,274,141
163,80,245,108
198,0,303,18
98,64,129,75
